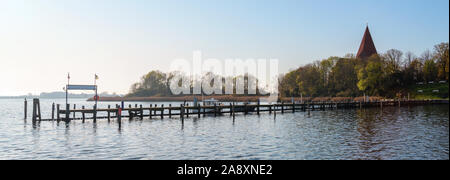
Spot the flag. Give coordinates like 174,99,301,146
95,74,99,80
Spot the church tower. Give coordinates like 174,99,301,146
356,25,377,59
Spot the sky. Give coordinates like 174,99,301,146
0,0,448,96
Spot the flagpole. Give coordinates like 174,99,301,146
66,73,69,108
94,74,98,109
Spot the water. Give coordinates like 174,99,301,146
0,98,448,160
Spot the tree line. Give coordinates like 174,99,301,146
128,71,264,97
128,42,448,98
279,42,448,98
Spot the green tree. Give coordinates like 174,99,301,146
434,42,449,81
128,70,169,97
357,60,384,96
328,58,359,96
423,59,438,82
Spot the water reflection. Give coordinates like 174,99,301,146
2,102,448,160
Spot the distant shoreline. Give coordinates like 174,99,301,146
87,96,269,102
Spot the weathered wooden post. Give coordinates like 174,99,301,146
232,102,235,120
169,104,172,118
31,99,36,122
128,104,133,120
281,102,284,114
56,104,60,122
82,106,85,123
203,105,206,117
186,104,189,118
73,104,76,119
229,103,233,117
140,104,144,119
32,98,42,122
93,104,97,123
197,105,201,118
107,105,111,122
24,99,27,120
180,104,184,120
273,104,277,118
244,103,248,115
118,105,122,128
292,101,295,113
307,102,311,116
51,103,55,121
154,104,157,117
65,104,70,122
161,104,164,119
257,101,260,115
212,104,216,117
269,103,272,114
149,104,153,119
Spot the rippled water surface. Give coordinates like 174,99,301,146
0,98,448,159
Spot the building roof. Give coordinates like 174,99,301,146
356,26,377,59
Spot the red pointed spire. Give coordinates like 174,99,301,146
356,25,377,59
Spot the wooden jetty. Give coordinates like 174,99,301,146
25,98,448,123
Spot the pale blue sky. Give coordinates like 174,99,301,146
0,0,448,95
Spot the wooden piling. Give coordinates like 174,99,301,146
180,104,184,120
161,104,164,119
229,103,233,117
186,104,189,118
198,105,201,118
232,102,235,119
140,104,144,119
73,104,76,119
108,105,111,122
56,104,60,122
93,104,97,123
24,99,27,120
273,104,277,118
32,98,42,122
128,104,133,120
51,103,55,121
65,104,70,122
213,104,217,117
82,106,85,123
203,105,206,117
307,102,311,116
117,107,122,127
292,101,295,113
150,104,153,119
169,104,172,118
281,102,284,114
257,101,260,115
244,103,248,115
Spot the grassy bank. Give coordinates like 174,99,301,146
409,83,449,100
